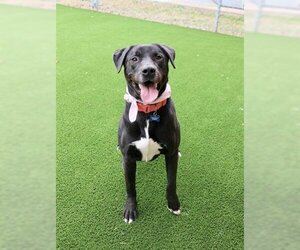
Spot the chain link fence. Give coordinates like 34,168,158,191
58,0,244,36
245,0,300,37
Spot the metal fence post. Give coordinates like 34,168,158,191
214,0,223,32
90,0,100,10
254,0,265,32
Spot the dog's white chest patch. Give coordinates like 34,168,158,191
132,138,162,162
131,120,162,162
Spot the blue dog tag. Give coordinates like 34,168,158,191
148,113,160,122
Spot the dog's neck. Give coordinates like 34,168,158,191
124,83,171,123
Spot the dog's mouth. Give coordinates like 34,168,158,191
128,74,163,103
138,81,159,103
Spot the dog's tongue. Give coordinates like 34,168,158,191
139,84,158,103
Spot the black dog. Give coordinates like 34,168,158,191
113,44,181,223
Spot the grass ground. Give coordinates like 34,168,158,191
245,34,300,250
57,5,243,249
0,5,55,249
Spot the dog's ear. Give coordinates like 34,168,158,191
156,44,176,69
113,46,133,73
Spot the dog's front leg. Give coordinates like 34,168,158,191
165,152,181,214
123,157,138,223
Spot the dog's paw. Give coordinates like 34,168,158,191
167,195,180,215
123,199,137,224
168,207,181,215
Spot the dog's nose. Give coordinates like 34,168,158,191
142,67,156,76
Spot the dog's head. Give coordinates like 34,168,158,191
113,44,175,103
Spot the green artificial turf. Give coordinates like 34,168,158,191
57,5,243,249
0,5,55,249
245,34,300,250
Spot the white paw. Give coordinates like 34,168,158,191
168,207,181,215
123,218,133,224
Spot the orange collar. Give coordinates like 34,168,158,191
137,99,167,113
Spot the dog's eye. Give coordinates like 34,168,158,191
131,56,138,62
156,54,163,60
